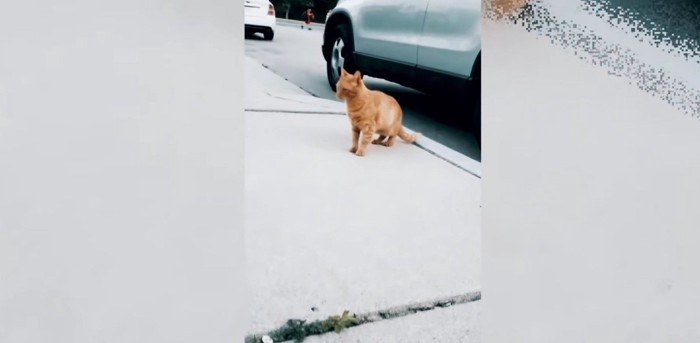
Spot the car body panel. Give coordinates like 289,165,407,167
245,15,276,31
352,0,430,66
416,0,480,78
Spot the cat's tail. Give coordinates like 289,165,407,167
398,127,421,143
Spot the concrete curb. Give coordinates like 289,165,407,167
406,128,482,178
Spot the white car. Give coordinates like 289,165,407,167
244,0,276,40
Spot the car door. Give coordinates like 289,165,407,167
353,0,430,67
415,0,480,80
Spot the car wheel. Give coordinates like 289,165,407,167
326,23,356,92
263,29,274,41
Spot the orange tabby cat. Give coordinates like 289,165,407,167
336,68,420,157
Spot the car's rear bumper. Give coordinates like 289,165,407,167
245,24,273,34
244,15,276,32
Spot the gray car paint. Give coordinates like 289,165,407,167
330,0,480,79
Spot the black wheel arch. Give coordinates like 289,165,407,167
323,11,355,61
470,51,481,81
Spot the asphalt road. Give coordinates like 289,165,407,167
245,21,482,162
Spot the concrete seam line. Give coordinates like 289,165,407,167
244,291,481,343
264,91,325,104
245,109,346,115
261,91,345,109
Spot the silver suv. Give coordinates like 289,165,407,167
322,0,481,143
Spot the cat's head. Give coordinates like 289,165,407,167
336,68,363,100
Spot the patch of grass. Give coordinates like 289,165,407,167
320,310,360,333
246,292,482,343
251,310,359,343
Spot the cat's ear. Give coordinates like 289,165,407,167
353,71,363,85
340,68,348,76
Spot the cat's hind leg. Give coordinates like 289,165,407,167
382,136,396,147
372,135,387,145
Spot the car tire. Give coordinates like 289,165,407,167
326,23,356,92
263,29,274,41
